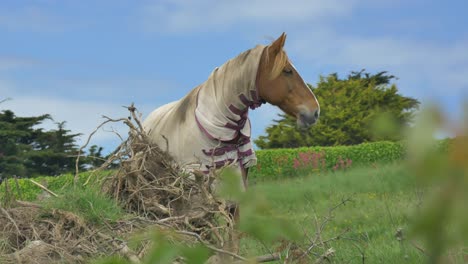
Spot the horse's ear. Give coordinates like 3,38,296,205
269,32,287,54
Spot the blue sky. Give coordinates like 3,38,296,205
1,0,467,152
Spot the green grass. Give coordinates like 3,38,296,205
2,162,464,263
0,170,115,202
239,163,429,263
43,185,126,224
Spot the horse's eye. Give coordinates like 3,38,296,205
283,68,293,75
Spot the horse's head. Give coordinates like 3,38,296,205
257,33,320,128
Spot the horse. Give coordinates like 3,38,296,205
142,32,320,251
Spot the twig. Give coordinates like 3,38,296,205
175,230,247,261
409,240,429,256
14,200,43,208
256,253,281,263
296,196,353,261
314,248,335,264
256,238,280,264
300,228,350,259
96,231,141,263
29,179,58,197
126,103,146,133
83,141,126,186
74,116,128,186
232,253,281,264
0,207,21,234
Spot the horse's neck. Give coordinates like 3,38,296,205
194,45,265,142
214,48,265,114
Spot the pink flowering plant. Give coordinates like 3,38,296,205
250,140,409,180
332,156,353,171
290,150,327,175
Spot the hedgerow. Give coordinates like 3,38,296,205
249,140,451,181
1,140,452,201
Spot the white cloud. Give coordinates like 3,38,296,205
2,96,125,145
139,0,358,33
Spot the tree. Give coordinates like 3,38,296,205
255,70,420,149
0,110,51,177
26,121,83,176
0,110,83,178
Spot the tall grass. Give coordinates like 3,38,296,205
44,185,125,224
240,163,428,263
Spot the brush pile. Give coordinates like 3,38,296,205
101,105,233,245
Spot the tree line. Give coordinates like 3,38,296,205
0,106,105,180
1,70,420,178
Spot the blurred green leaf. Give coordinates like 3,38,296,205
143,231,179,264
180,245,211,264
238,190,301,244
406,104,468,263
217,167,244,202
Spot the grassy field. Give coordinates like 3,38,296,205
239,163,443,263
1,162,465,263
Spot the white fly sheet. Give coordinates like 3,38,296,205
143,45,266,183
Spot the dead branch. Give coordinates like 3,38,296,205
29,179,58,197
314,248,335,264
0,207,21,234
291,196,354,263
96,231,141,263
13,200,42,208
232,253,281,263
74,116,129,186
175,230,247,262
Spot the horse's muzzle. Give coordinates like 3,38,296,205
297,109,319,128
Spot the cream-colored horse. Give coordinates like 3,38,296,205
143,32,320,252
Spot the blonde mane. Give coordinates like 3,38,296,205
265,47,290,80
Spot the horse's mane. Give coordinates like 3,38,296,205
265,47,290,80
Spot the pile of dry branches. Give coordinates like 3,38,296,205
86,105,234,247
